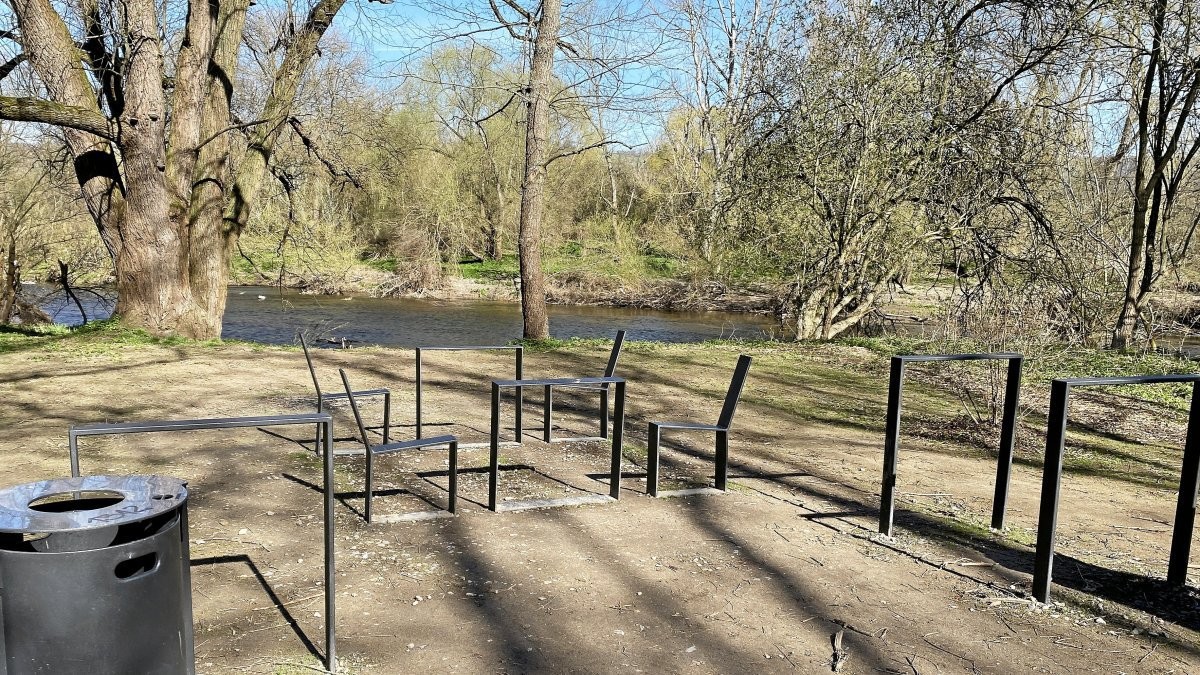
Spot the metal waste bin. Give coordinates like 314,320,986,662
0,474,194,675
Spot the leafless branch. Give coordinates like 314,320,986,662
544,138,634,167
287,116,364,189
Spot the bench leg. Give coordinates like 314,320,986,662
489,382,500,512
365,445,375,524
544,385,553,443
448,441,458,514
383,391,391,445
600,388,610,439
610,381,625,499
647,423,661,497
715,430,729,492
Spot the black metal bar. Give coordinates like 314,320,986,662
66,413,339,672
415,348,423,439
515,348,523,442
489,382,501,512
992,356,1024,530
879,357,905,536
600,389,610,439
1059,374,1200,387
604,331,627,378
1168,380,1200,584
449,441,459,514
895,352,1022,363
610,380,626,499
715,430,729,491
338,369,375,523
493,376,621,387
366,426,375,524
544,385,553,443
647,423,661,497
322,417,336,671
717,355,753,429
303,335,326,456
1033,380,1070,603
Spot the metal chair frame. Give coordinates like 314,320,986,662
340,369,458,524
488,376,627,511
542,330,626,442
414,345,523,443
646,354,752,496
300,334,390,455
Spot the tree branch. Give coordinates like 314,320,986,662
0,54,25,81
489,0,529,41
196,117,273,150
0,96,114,139
544,139,632,167
287,116,363,189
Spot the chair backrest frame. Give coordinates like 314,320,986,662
299,334,324,411
603,330,627,378
717,354,753,429
338,369,375,454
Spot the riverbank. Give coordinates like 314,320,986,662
244,267,781,316
1,327,1197,672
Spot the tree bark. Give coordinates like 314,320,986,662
516,0,562,340
0,228,16,324
3,0,349,339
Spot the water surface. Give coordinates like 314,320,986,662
27,284,777,346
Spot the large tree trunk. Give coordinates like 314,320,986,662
109,0,203,336
0,228,16,324
4,0,348,339
184,0,347,333
516,0,562,340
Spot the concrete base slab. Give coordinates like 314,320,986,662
654,487,725,498
373,510,456,523
497,494,615,512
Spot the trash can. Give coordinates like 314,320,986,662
0,474,194,675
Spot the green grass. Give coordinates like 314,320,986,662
832,335,1197,411
456,255,519,282
0,319,253,356
363,256,398,273
455,240,690,287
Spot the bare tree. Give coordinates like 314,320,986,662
1109,0,1200,349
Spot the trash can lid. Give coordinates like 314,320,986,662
0,475,188,533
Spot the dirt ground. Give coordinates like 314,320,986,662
0,337,1197,674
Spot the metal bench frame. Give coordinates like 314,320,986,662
646,354,752,496
68,413,339,672
340,369,458,523
415,345,522,442
1032,374,1200,603
488,376,627,511
878,352,1024,536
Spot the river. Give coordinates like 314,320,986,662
26,284,779,346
